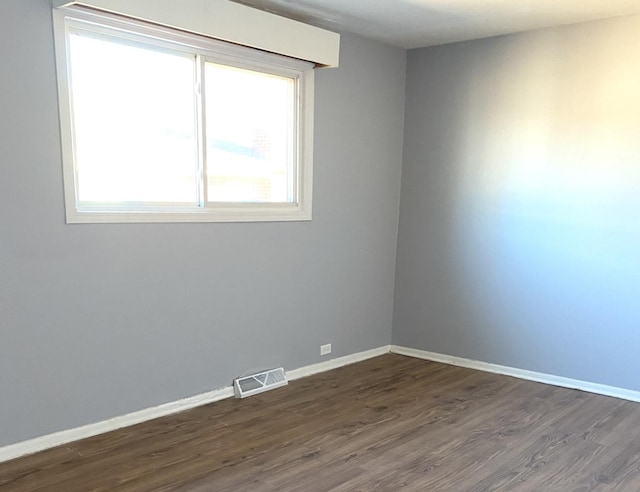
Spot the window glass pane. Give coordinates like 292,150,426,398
204,63,295,203
69,33,198,205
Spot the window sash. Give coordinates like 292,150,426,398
54,6,314,223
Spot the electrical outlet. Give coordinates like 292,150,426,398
320,343,332,356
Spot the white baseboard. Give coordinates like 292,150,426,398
390,345,640,403
0,386,235,465
7,343,636,464
0,345,390,464
286,345,391,381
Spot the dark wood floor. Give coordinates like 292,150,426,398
2,354,640,491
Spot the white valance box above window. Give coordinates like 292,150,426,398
51,0,340,67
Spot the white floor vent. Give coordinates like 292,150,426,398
234,367,288,398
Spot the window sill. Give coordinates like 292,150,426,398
65,204,312,224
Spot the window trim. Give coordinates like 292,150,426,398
53,6,314,223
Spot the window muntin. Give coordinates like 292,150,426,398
54,7,314,223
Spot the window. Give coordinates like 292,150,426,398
53,7,314,223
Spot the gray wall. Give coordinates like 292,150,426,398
394,16,640,390
0,0,406,447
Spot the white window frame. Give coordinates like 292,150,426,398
53,6,314,223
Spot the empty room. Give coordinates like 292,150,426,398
2,0,640,490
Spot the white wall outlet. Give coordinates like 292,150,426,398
320,343,332,356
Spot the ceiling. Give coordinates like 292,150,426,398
233,0,640,49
